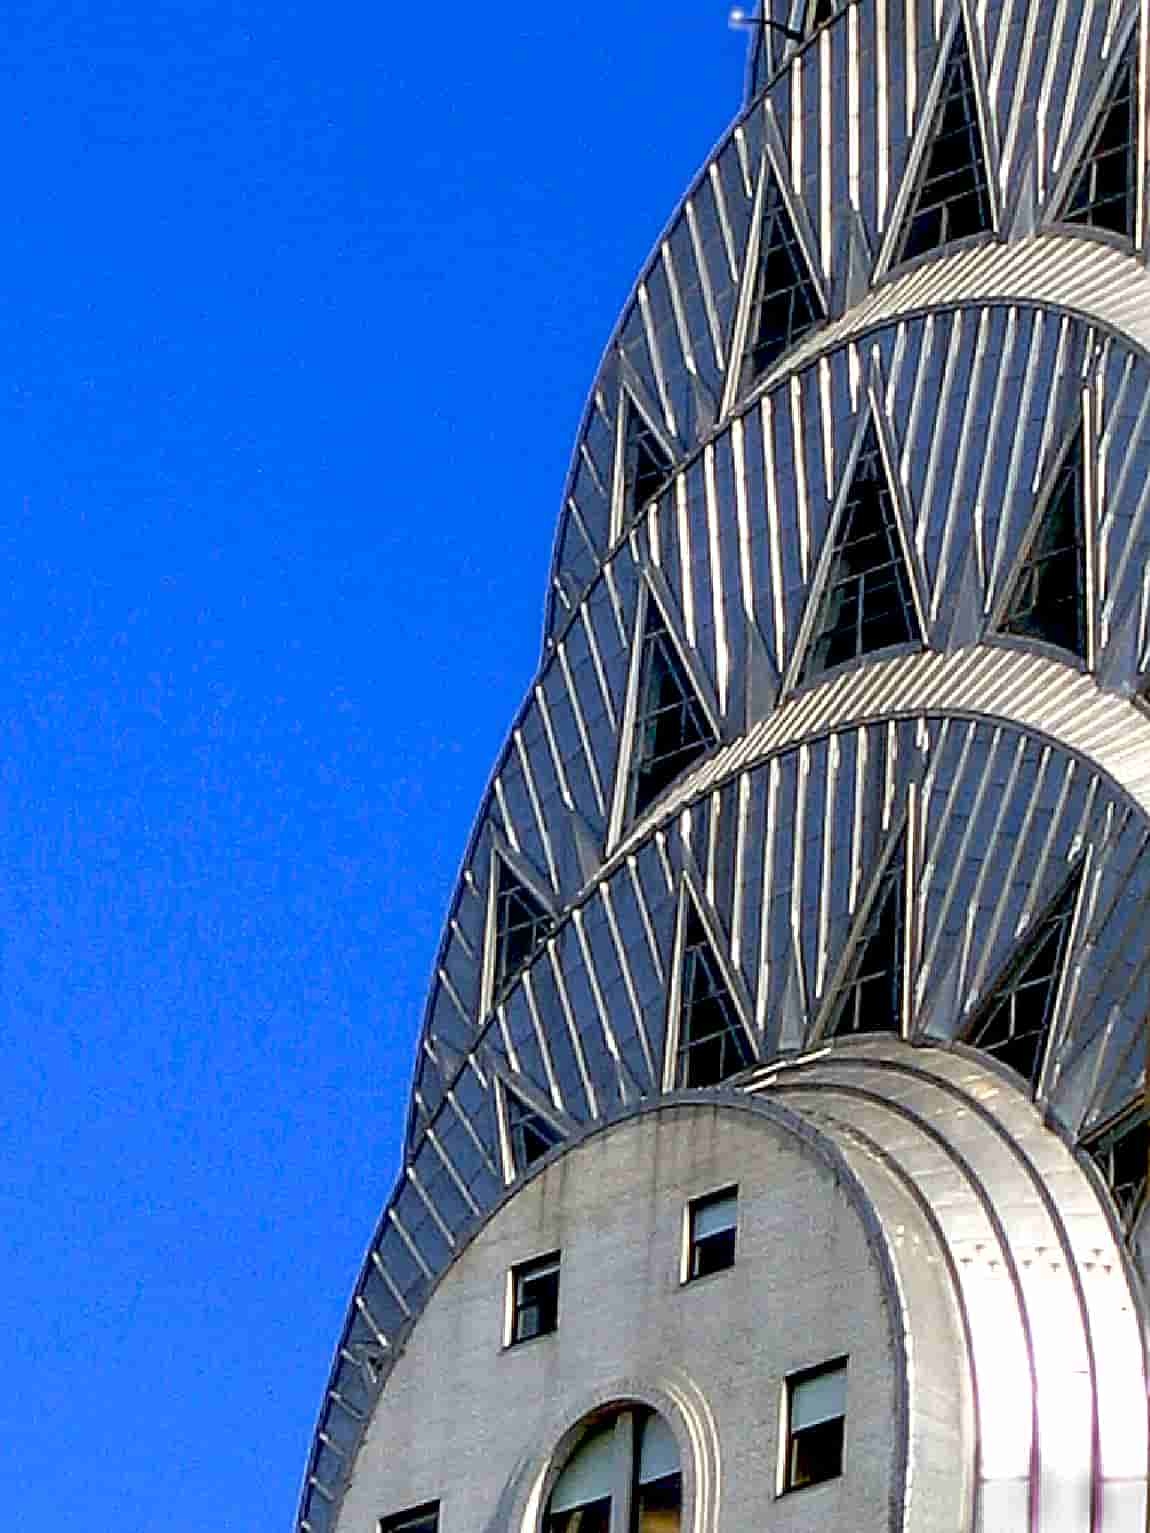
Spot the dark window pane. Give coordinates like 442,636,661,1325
546,1408,680,1532
785,1361,847,1491
511,1252,560,1343
636,1472,683,1532
897,32,992,262
380,1503,439,1533
788,1415,845,1489
742,179,824,384
1001,433,1087,657
1064,44,1135,236
687,1188,737,1279
1089,1115,1150,1227
631,609,716,817
494,861,552,995
803,427,919,681
690,1225,736,1279
622,400,673,524
676,909,754,1087
967,870,1080,1086
826,852,904,1037
546,1498,612,1533
506,1090,561,1174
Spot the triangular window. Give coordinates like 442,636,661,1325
801,425,920,680
897,29,993,262
504,1088,561,1175
1063,40,1137,236
825,851,904,1038
675,905,755,1087
621,397,672,525
1087,1111,1149,1230
631,606,717,818
1000,430,1087,657
493,859,552,995
808,0,836,27
965,870,1080,1086
742,177,824,385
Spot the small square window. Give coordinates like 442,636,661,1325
685,1187,737,1281
379,1501,439,1533
783,1360,847,1492
509,1251,560,1344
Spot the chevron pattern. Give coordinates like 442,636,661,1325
300,4,1150,1528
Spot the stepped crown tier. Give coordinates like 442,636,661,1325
300,4,1150,1531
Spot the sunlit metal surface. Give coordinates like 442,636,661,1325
300,0,1150,1525
747,1041,1148,1530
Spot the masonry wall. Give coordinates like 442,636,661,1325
337,1100,969,1533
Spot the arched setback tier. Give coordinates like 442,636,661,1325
545,0,1150,638
409,680,1150,1152
332,1050,1147,1533
407,287,1150,1156
301,691,1150,1533
747,1040,1150,1533
300,3,1150,1528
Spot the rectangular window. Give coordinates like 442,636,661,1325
685,1187,737,1281
783,1359,847,1492
509,1251,560,1344
379,1502,439,1533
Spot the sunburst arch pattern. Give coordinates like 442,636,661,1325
299,2,1150,1529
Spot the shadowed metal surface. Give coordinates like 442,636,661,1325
300,0,1150,1526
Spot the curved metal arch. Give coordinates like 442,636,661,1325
612,645,1150,860
399,696,1149,1227
545,272,1150,662
407,292,1150,1151
749,1040,1149,1531
403,650,1150,1178
545,7,1147,636
763,235,1150,399
303,6,1150,1529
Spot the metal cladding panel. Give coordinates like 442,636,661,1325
548,3,1150,637
713,135,756,295
602,864,665,1007
691,173,740,372
579,898,657,1093
708,781,739,937
644,262,689,447
781,1085,1038,1486
748,1044,1148,1531
551,921,626,1112
494,991,552,1106
581,391,615,487
731,407,775,661
304,3,1150,1528
447,1067,502,1181
582,577,631,719
520,956,590,1123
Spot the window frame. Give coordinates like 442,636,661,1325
779,1357,848,1495
506,1250,561,1347
378,1501,439,1533
1086,1106,1150,1231
542,1405,683,1533
669,899,756,1090
683,1186,739,1283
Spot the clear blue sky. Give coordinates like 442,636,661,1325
5,6,744,1528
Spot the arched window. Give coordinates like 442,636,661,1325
545,1408,682,1532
